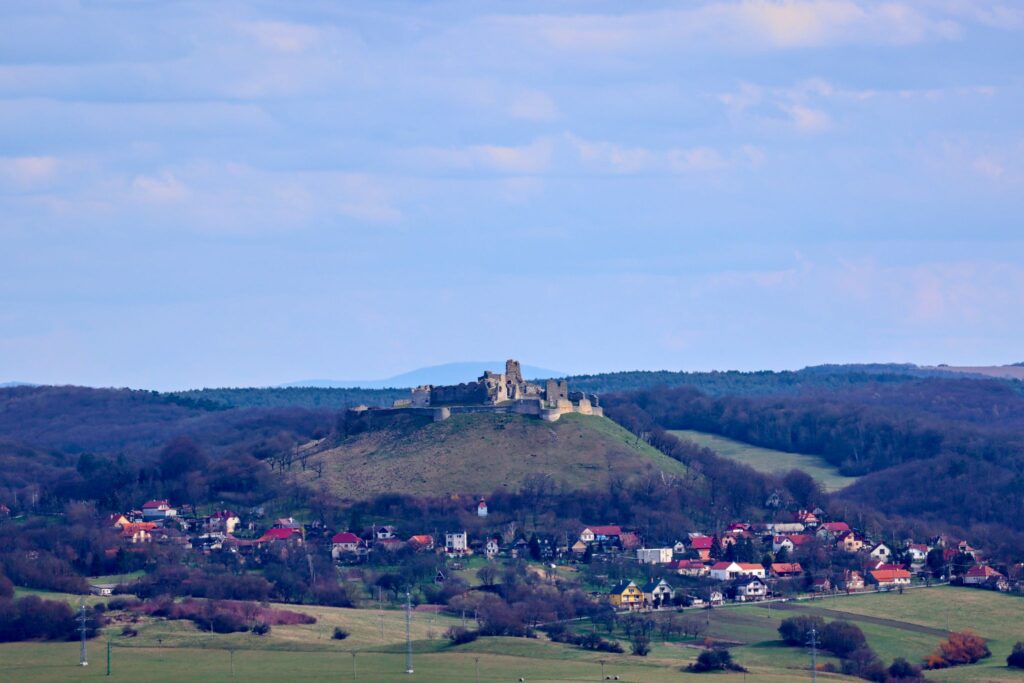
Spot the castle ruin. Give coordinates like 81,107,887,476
374,359,601,422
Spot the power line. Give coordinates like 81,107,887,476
807,625,818,683
77,601,89,667
403,589,411,675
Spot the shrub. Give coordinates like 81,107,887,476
332,627,350,641
210,611,248,634
120,626,138,638
840,646,885,682
821,620,868,658
629,631,651,657
924,631,990,669
688,649,746,673
778,615,825,646
251,622,271,636
445,627,479,646
1009,642,1024,669
887,657,923,680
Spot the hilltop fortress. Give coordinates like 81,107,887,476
352,360,601,422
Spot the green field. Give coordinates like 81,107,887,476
5,586,1023,682
670,429,860,491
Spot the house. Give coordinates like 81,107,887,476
445,531,469,556
571,539,589,555
812,577,833,593
208,511,241,534
687,535,714,560
794,510,819,526
906,544,929,565
408,534,435,551
815,522,850,541
257,527,302,544
485,537,499,559
837,531,864,553
107,514,130,529
477,499,488,517
619,531,641,551
773,535,811,554
274,517,301,530
637,548,674,565
706,589,725,606
375,525,397,541
141,500,177,520
120,522,157,544
641,578,674,608
868,543,892,562
768,522,805,535
729,576,768,602
840,570,865,592
963,565,1004,586
530,533,557,560
579,525,622,544
709,562,765,581
771,563,803,578
957,540,977,558
89,584,116,597
869,568,911,588
674,560,709,577
608,580,643,610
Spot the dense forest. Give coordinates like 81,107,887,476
602,378,1024,559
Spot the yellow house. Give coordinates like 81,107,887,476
608,580,643,609
838,532,863,553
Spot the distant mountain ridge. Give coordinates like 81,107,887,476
281,361,565,389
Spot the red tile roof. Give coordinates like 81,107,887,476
142,500,170,509
259,528,299,542
586,525,622,536
332,532,360,545
689,536,714,550
870,569,910,582
965,565,1002,579
821,522,850,532
771,563,803,575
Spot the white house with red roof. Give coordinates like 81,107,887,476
815,522,851,541
257,527,302,545
477,499,488,518
773,534,812,554
674,559,709,577
331,532,361,559
869,543,893,562
141,500,176,520
963,565,1004,585
579,525,622,544
868,568,911,588
687,535,714,560
709,561,765,581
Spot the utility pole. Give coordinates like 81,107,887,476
230,649,235,678
77,601,89,667
379,586,384,640
808,626,819,683
475,656,480,683
352,651,357,679
405,590,414,674
106,638,111,676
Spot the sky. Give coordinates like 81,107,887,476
1,1,1023,390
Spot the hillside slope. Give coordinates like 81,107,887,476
294,412,688,501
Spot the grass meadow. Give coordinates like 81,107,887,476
670,429,860,491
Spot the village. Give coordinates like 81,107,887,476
97,497,1024,611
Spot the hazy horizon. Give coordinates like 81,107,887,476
3,1,1023,390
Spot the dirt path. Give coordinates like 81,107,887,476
758,602,950,637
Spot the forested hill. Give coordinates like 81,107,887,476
165,364,1016,409
602,377,1024,558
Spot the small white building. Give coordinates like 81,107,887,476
636,547,674,565
445,531,469,556
477,499,488,518
869,543,892,562
641,578,674,607
141,500,177,520
709,562,766,581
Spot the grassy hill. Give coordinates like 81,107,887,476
670,429,860,492
293,412,688,501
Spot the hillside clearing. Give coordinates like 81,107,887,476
670,429,859,491
295,413,688,501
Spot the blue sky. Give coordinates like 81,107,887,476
2,1,1023,389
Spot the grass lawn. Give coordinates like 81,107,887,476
670,429,859,491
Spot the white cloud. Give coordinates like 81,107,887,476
508,89,560,121
507,1,963,54
408,139,554,174
782,103,832,133
132,172,189,203
239,21,321,54
566,134,746,174
0,156,61,187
